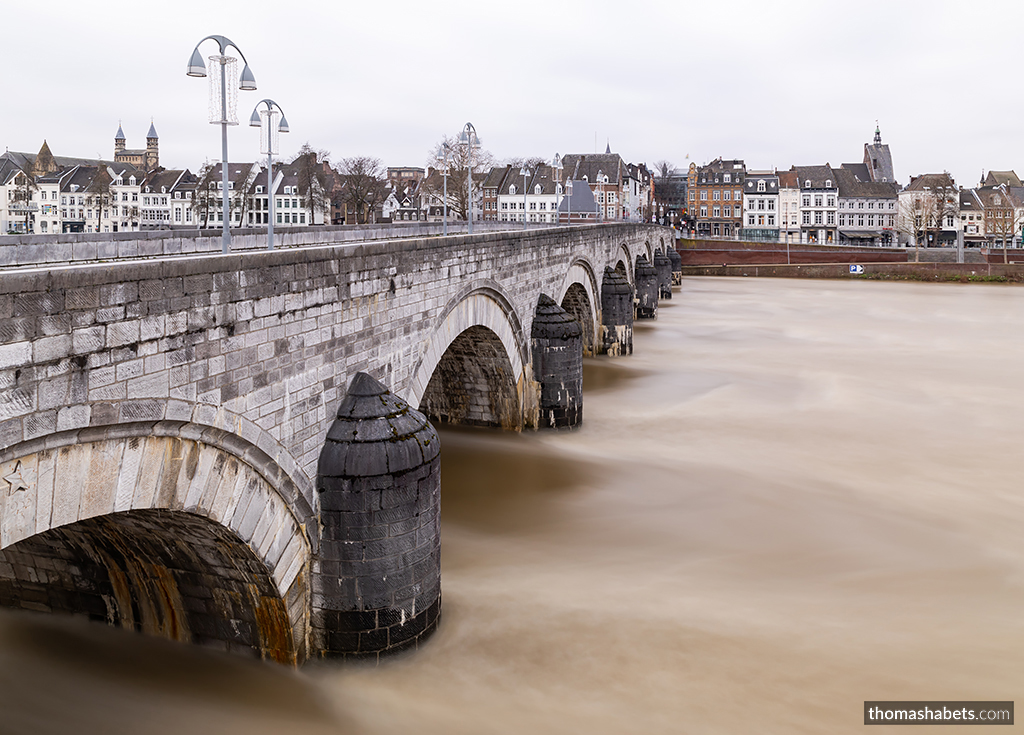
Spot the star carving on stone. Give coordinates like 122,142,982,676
4,461,30,495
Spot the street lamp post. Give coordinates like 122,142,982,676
552,153,563,225
249,99,289,250
458,122,480,234
566,179,573,225
186,35,257,253
519,166,530,230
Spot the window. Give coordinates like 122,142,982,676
724,206,731,217
839,214,846,226
501,202,508,210
748,214,756,225
757,200,765,210
825,180,832,188
300,212,306,224
868,215,875,227
529,202,537,210
803,212,811,224
815,211,823,225
802,196,811,207
858,202,865,209
827,196,835,207
712,206,721,217
699,190,707,201
767,200,775,211
814,195,822,207
867,202,874,209
827,212,834,225
767,215,775,226
723,190,731,201
700,206,707,217
757,180,766,192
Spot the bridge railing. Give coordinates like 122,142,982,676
0,220,600,269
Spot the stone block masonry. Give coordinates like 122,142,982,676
0,222,674,663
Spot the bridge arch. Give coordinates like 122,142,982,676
408,283,528,430
0,421,313,663
615,243,633,283
557,259,600,357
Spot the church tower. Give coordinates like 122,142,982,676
146,120,159,170
114,122,126,156
863,123,895,184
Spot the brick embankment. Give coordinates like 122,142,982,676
680,262,1024,283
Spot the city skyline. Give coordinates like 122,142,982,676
5,0,1022,188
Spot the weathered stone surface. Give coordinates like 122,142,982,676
531,295,583,428
0,223,677,665
314,373,441,661
634,255,659,319
653,249,673,299
667,246,683,285
600,267,633,357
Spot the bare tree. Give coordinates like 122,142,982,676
11,161,37,233
85,166,111,233
421,134,494,222
191,161,217,228
653,159,674,178
503,156,548,170
986,186,1023,262
337,156,386,224
291,143,331,225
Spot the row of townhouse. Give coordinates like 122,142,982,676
689,127,902,245
480,148,653,225
2,125,329,235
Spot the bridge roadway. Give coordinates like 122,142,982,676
0,222,675,663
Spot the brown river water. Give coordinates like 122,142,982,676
1,276,1022,734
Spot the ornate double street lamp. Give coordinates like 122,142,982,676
186,35,257,253
249,99,289,250
438,142,451,236
552,153,563,225
519,166,530,230
458,122,481,234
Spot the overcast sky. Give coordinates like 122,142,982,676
5,0,1021,188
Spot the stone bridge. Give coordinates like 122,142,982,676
0,223,678,664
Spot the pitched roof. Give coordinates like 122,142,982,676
834,167,899,198
791,164,836,188
904,173,956,192
562,153,628,185
983,170,1021,187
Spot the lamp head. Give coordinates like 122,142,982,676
239,63,257,91
249,108,262,127
278,115,289,134
186,48,207,77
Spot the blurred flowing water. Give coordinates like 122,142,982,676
2,277,1023,734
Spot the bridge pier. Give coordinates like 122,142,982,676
654,250,673,299
531,295,583,428
668,246,683,285
600,267,633,356
314,373,442,661
634,255,659,319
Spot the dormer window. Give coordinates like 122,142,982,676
747,181,753,188
509,184,517,195
256,185,263,194
129,176,136,185
145,186,151,193
161,186,166,194
805,180,811,188
825,180,832,188
757,181,766,192
724,174,731,183
534,185,542,195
